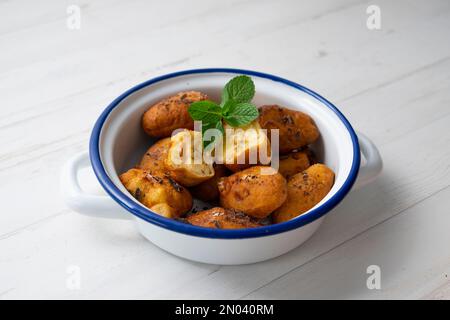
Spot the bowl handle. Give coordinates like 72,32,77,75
60,151,132,220
352,132,383,191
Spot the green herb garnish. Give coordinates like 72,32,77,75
188,75,259,148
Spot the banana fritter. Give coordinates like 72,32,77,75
273,164,334,223
119,168,192,218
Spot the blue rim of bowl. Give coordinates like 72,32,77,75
89,68,360,239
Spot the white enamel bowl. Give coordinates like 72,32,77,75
61,69,382,265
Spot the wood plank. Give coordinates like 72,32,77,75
340,58,450,147
1,0,449,299
423,281,450,300
1,0,449,119
244,185,450,300
0,213,218,299
0,0,358,116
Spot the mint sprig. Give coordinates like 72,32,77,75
188,75,259,148
188,100,222,123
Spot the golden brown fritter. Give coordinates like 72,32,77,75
139,137,171,173
273,163,334,223
258,105,319,154
218,166,287,219
184,207,263,229
165,130,215,186
142,91,208,138
278,149,313,179
119,168,192,218
189,164,228,202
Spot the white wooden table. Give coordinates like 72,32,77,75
1,0,449,300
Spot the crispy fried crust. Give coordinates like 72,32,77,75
218,166,287,219
139,137,171,173
273,164,334,223
278,149,312,179
189,164,228,202
119,168,192,218
184,207,263,229
142,91,208,138
258,105,319,154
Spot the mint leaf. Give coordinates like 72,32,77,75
188,101,222,123
223,102,259,127
221,99,235,117
222,75,255,104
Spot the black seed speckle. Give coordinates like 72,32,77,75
134,188,142,201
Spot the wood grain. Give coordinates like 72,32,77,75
0,0,449,299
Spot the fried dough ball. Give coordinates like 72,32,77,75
139,137,171,172
142,91,208,138
278,149,314,179
184,207,263,229
218,166,287,219
119,168,192,218
189,164,228,202
273,164,334,223
166,130,215,186
258,105,319,154
221,120,271,172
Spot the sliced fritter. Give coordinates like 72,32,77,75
119,168,192,218
221,120,271,172
165,130,215,187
